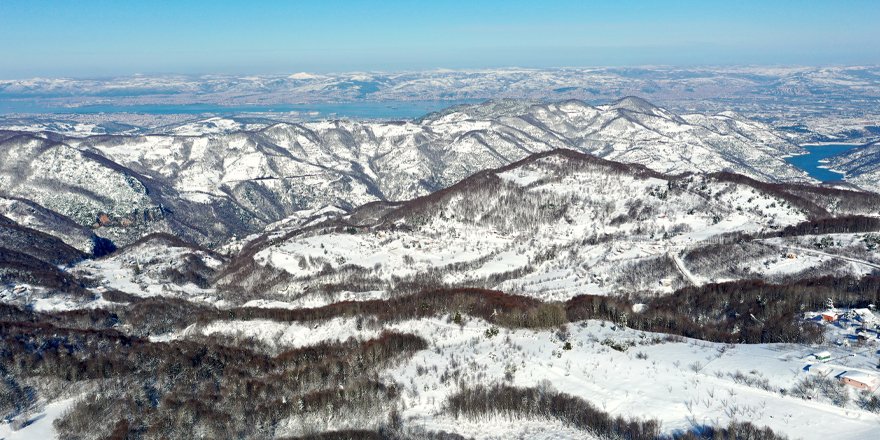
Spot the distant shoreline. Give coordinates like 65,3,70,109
800,141,867,147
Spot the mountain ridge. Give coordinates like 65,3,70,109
208,147,880,307
0,98,823,252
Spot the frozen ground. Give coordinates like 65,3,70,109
158,313,880,439
0,397,79,440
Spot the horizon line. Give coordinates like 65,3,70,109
3,64,880,82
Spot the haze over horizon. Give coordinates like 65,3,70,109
2,0,879,78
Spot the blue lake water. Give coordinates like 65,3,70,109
0,99,481,120
785,144,862,182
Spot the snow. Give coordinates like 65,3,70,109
759,233,880,278
31,295,117,313
0,283,120,312
242,289,390,309
72,238,224,303
409,415,598,439
250,160,813,304
166,315,880,439
288,72,319,80
181,318,383,350
0,397,78,440
171,117,248,135
497,168,549,186
387,319,880,439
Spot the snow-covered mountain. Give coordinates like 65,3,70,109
0,195,109,255
212,148,880,308
73,233,225,304
827,141,880,192
76,98,809,202
0,132,263,249
0,98,819,250
4,141,880,440
5,66,880,146
4,66,880,106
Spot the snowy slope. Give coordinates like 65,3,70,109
0,196,101,254
72,98,812,209
0,134,154,226
162,315,880,440
0,99,814,250
0,133,261,248
0,98,818,250
230,150,824,305
74,234,225,303
827,141,880,193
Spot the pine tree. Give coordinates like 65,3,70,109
826,297,835,311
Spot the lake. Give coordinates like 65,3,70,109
785,144,862,182
0,99,482,120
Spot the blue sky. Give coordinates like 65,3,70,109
1,0,878,78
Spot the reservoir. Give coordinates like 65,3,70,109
785,144,862,182
0,99,481,121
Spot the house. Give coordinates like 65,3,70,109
821,311,839,322
813,351,832,362
837,371,880,392
810,364,833,377
97,213,112,226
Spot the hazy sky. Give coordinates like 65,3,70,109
1,0,878,78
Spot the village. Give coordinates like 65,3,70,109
805,303,880,395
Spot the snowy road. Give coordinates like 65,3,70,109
670,251,700,285
779,245,880,270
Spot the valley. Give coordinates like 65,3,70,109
1,96,880,439
5,0,880,437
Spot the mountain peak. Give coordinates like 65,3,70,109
608,96,663,114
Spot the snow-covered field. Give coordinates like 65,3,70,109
0,397,79,440
159,313,880,439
